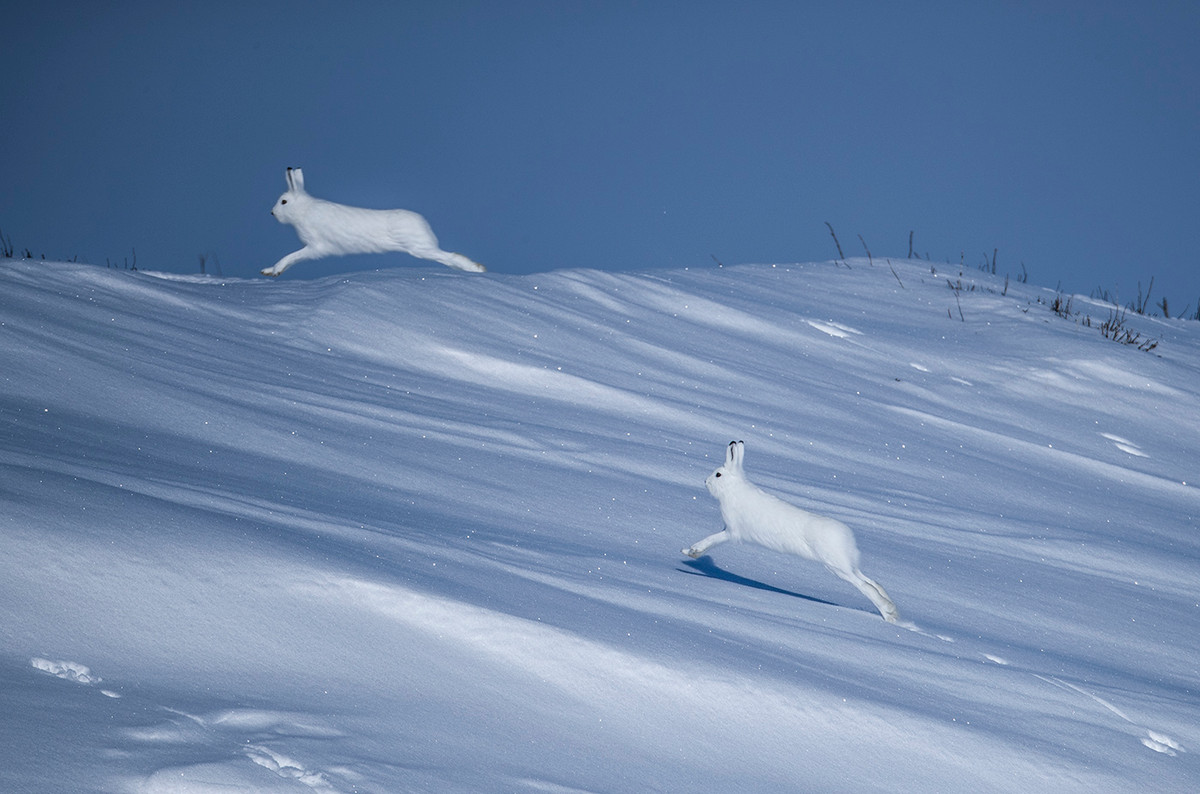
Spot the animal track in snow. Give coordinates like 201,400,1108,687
905,362,973,386
30,657,120,698
127,707,348,790
1143,730,1185,756
1101,433,1149,458
896,620,954,643
1035,675,1185,757
31,657,101,685
806,319,862,338
103,687,349,791
905,636,1182,758
245,744,340,791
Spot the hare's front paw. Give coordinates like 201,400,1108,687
682,547,702,559
260,267,280,277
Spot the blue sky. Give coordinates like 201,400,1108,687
4,1,1198,311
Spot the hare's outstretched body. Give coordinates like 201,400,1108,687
684,441,899,622
263,167,485,276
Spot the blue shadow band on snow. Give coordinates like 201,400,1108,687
677,556,839,608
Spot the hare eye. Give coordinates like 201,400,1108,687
715,472,722,477
281,199,288,204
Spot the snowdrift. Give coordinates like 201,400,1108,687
2,257,1198,792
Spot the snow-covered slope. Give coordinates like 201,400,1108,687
2,257,1198,792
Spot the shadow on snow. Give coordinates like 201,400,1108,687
677,555,840,608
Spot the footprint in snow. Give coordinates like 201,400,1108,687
903,637,1182,757
33,658,349,791
30,657,120,698
1034,674,1184,757
245,744,340,791
894,620,955,643
1101,432,1149,458
129,707,347,791
1143,730,1185,756
806,319,862,338
904,363,973,387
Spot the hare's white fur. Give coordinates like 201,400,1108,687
262,167,485,276
683,441,899,622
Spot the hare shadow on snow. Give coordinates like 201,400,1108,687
678,555,841,609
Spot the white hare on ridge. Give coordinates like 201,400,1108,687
262,167,485,277
683,440,900,623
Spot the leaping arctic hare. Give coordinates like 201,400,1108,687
262,167,485,276
684,440,899,622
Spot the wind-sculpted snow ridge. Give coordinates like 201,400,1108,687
1,257,1198,791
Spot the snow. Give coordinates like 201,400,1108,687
2,256,1198,792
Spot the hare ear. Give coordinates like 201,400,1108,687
725,441,737,466
285,168,293,191
731,440,745,469
290,167,305,193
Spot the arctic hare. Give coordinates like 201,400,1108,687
683,441,899,622
262,167,485,276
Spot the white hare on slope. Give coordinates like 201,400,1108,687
683,440,899,622
262,167,485,276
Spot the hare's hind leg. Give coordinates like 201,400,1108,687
416,246,486,273
833,566,900,623
683,529,730,558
